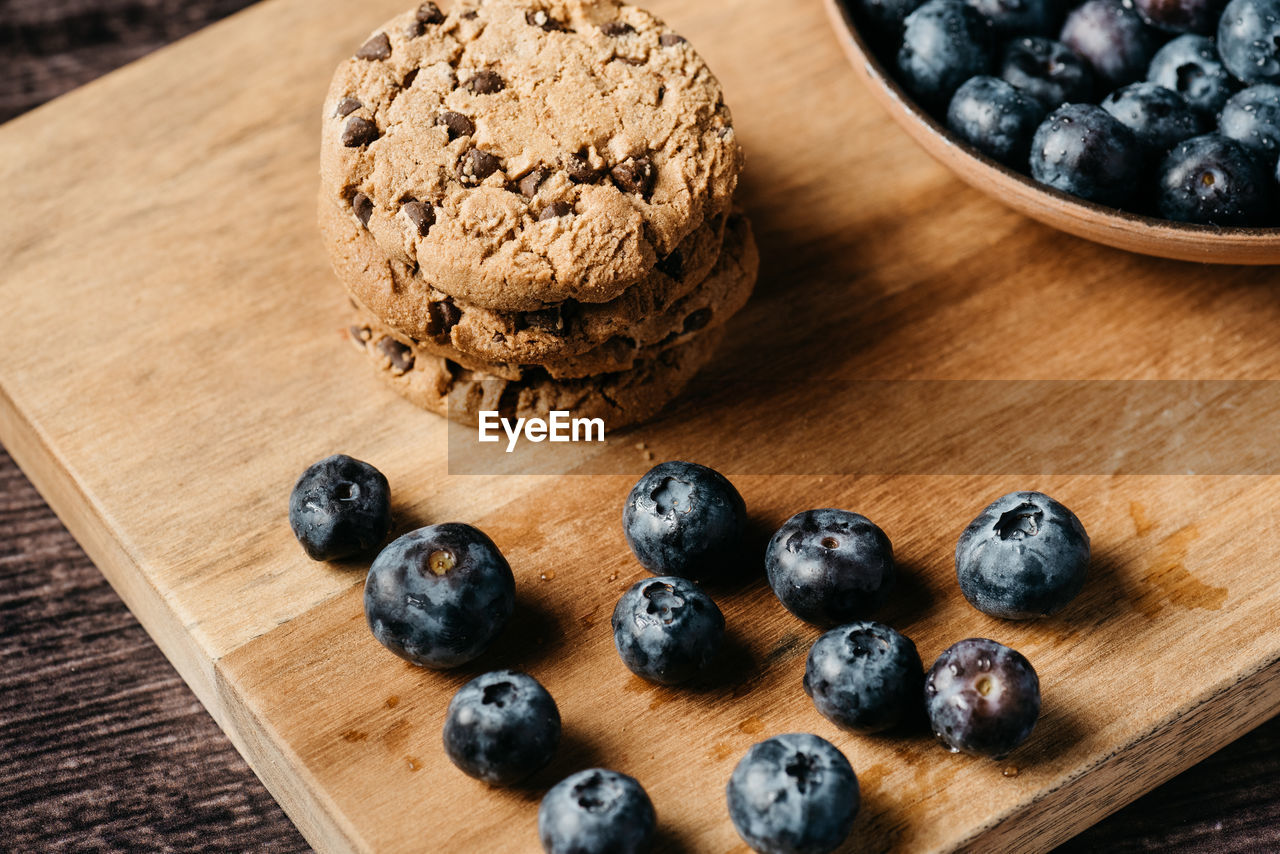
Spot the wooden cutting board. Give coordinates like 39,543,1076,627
2,0,1279,851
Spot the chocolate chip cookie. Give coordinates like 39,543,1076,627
321,198,757,372
320,0,742,311
348,308,724,428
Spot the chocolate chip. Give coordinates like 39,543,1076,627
660,32,686,46
335,97,362,117
518,169,548,197
401,200,434,236
601,20,635,36
352,193,374,226
515,306,565,333
525,10,563,30
427,299,461,337
377,338,415,373
655,249,684,280
566,152,599,183
341,116,379,147
459,148,501,184
610,156,656,198
437,111,475,140
718,125,734,138
348,325,371,345
356,32,392,61
682,308,712,332
460,10,478,19
416,2,444,24
491,331,506,343
538,202,573,220
401,68,419,89
463,70,505,94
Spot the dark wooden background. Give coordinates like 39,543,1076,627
1,1,1278,851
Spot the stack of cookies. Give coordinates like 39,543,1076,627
319,0,757,429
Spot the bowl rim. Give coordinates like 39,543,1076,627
824,0,1280,255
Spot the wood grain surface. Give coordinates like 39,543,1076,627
2,0,1280,852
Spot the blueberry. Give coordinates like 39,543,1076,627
965,0,1062,35
1133,0,1226,34
442,670,560,786
764,509,895,627
955,490,1090,620
1059,0,1157,90
1219,0,1280,85
1102,82,1204,154
288,454,391,561
726,733,860,854
897,0,995,108
538,769,656,854
1029,103,1143,206
1147,34,1237,117
854,0,925,35
1000,36,1096,110
612,576,724,685
622,461,746,579
364,523,515,668
803,621,924,734
947,75,1048,164
1219,84,1280,156
925,638,1041,758
1158,133,1275,222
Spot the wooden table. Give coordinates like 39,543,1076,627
1,1,1278,852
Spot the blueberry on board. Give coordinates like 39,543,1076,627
947,75,1048,164
1147,34,1237,117
726,733,860,854
611,576,725,685
764,509,895,627
955,490,1090,620
803,621,924,734
897,0,995,109
1001,36,1096,110
854,0,925,35
1133,0,1226,34
1219,84,1280,155
965,0,1061,36
925,638,1041,758
1029,103,1143,206
1059,0,1156,90
1158,133,1275,223
1219,0,1280,85
364,523,515,668
288,454,391,561
442,670,560,786
538,769,656,854
1102,82,1204,154
622,461,747,579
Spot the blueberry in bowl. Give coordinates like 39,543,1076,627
967,0,1063,36
442,670,560,786
611,575,725,685
622,461,746,579
1059,0,1156,90
896,0,996,108
955,490,1090,620
925,638,1041,758
1147,34,1237,118
364,523,515,668
539,769,656,854
1158,133,1275,223
764,508,895,626
726,733,860,854
288,454,391,561
1029,103,1143,207
947,75,1048,165
803,621,924,733
1101,82,1204,155
1000,36,1096,109
1133,0,1226,34
1218,0,1280,85
1219,84,1280,156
